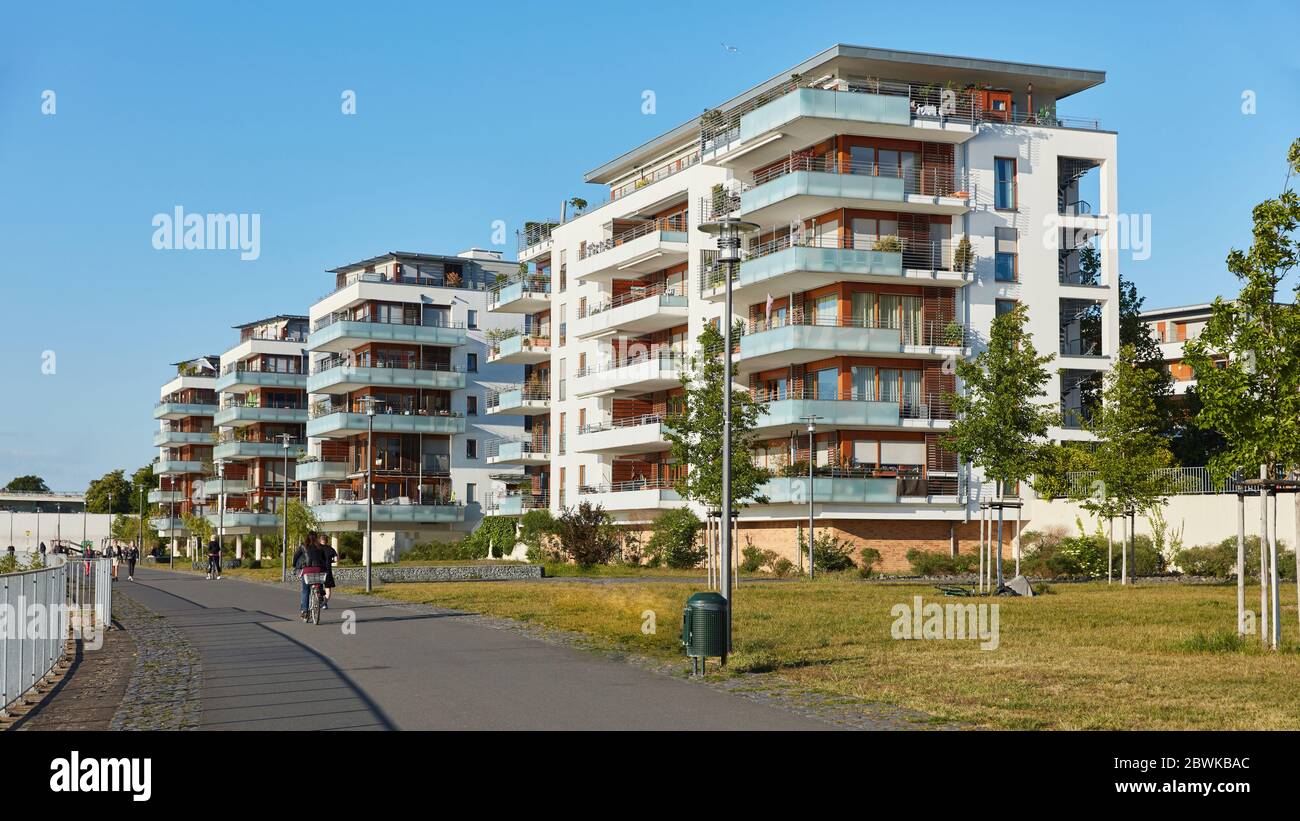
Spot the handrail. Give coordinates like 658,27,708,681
749,156,965,197
744,233,973,273
578,413,666,435
574,350,684,378
485,386,551,406
579,478,677,494
221,361,306,376
579,282,687,318
485,437,550,457
311,356,461,375
745,315,969,347
752,388,954,419
578,213,689,260
488,274,551,302
311,313,466,333
309,401,464,419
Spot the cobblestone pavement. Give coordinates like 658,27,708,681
110,593,202,730
12,628,136,731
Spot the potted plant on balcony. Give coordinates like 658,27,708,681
943,320,964,346
872,235,902,253
569,197,588,216
953,235,973,272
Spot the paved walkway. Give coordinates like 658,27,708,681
116,568,831,730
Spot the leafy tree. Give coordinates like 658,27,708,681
944,303,1057,497
518,508,558,563
467,516,518,559
665,323,769,508
1184,138,1300,485
646,508,704,568
4,475,49,492
281,499,319,552
554,502,620,567
111,513,159,549
1031,440,1095,500
85,470,133,513
182,512,213,547
130,464,159,502
1165,385,1227,467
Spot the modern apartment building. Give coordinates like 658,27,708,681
211,315,310,558
497,44,1120,569
150,354,220,553
303,248,525,560
1142,303,1212,395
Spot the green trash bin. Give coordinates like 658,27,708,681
681,591,728,673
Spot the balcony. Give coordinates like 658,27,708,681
574,415,672,455
214,401,308,427
702,235,971,302
485,492,549,516
572,216,690,282
485,386,550,416
153,459,205,476
577,479,683,512
487,334,551,365
213,437,307,462
295,459,350,482
739,317,968,370
307,359,465,394
206,510,279,531
214,366,307,393
200,479,251,496
150,516,188,534
153,401,218,421
489,275,550,313
147,489,184,505
308,316,467,355
312,500,465,526
153,429,213,447
517,222,557,262
740,156,970,226
306,406,467,439
753,388,953,435
573,286,689,339
485,438,550,466
761,475,898,505
573,352,685,398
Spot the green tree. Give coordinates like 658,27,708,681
554,502,620,567
646,508,704,569
130,464,159,502
1184,138,1300,485
4,475,49,492
665,323,769,508
281,499,319,552
85,469,133,513
183,512,213,547
944,303,1057,496
518,508,558,563
1031,440,1095,500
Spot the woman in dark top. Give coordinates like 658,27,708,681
319,534,338,609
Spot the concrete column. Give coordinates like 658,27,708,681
254,536,263,561
171,538,179,558
235,534,244,560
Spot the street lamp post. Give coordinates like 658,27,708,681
801,415,822,579
698,214,758,652
56,503,62,548
217,460,226,563
359,397,383,593
280,433,292,583
138,487,144,556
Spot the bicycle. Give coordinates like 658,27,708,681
302,570,327,624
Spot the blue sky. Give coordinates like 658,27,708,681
1,0,1297,491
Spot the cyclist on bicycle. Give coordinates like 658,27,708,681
206,539,222,580
292,531,328,622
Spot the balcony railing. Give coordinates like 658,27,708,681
518,222,558,249
573,350,685,379
752,387,954,420
243,328,308,343
221,360,306,377
744,316,969,348
487,334,550,359
744,233,973,273
700,76,1098,151
214,431,307,446
579,478,677,494
578,214,689,260
578,413,667,435
221,398,306,411
485,438,550,459
311,313,465,334
749,156,964,198
309,400,462,420
311,356,460,375
485,492,550,512
578,282,687,319
485,386,550,409
488,274,551,306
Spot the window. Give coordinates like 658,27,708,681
814,367,839,399
466,395,478,416
558,358,566,401
465,483,476,505
466,353,478,373
995,157,1017,210
466,438,478,459
996,299,1018,319
467,309,478,329
995,227,1018,282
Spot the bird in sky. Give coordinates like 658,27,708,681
721,43,738,53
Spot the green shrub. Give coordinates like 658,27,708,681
519,509,558,563
857,547,882,578
647,508,705,569
336,532,363,564
1174,535,1294,580
771,557,794,577
797,530,857,573
741,545,779,573
555,502,621,567
905,549,978,576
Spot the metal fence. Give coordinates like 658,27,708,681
1,555,111,715
1061,467,1244,498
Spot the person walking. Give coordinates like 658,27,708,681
109,543,120,581
206,539,222,580
124,543,140,581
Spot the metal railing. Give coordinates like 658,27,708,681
244,328,308,343
215,430,307,445
578,413,667,435
749,155,966,198
221,360,306,376
579,282,687,318
609,152,700,201
309,400,463,419
220,397,306,410
574,351,685,379
485,437,550,458
1061,467,1246,498
311,312,465,333
518,222,558,250
579,478,678,494
488,274,551,305
485,386,551,409
744,315,969,348
485,492,550,512
578,213,689,260
752,387,954,419
488,335,550,358
311,355,460,375
744,233,974,273
2,555,111,716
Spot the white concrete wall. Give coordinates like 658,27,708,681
2,512,113,551
1024,493,1300,551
